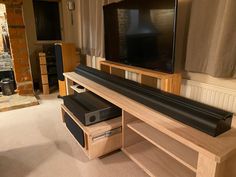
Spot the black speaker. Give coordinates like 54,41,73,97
64,112,85,147
55,44,64,81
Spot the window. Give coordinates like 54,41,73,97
33,0,62,41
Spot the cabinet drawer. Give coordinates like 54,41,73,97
87,127,122,159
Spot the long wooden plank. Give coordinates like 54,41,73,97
64,72,236,163
100,61,170,78
127,120,198,172
122,141,196,177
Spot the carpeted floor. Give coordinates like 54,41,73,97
0,93,147,177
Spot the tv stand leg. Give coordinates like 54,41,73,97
196,154,219,177
65,77,74,95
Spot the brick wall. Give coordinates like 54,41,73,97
0,0,34,95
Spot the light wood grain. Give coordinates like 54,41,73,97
127,120,198,172
100,60,181,94
39,56,46,65
88,133,122,159
123,140,196,177
38,52,46,57
122,111,144,148
61,104,122,159
42,84,49,95
70,84,86,93
58,80,67,97
65,77,74,95
196,154,218,177
60,43,79,72
40,65,47,75
63,72,236,163
100,61,170,78
41,75,48,84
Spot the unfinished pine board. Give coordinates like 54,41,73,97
42,84,49,95
123,140,196,177
63,72,236,163
127,120,198,172
111,67,125,78
122,111,144,149
58,80,67,97
100,61,169,78
88,133,122,159
39,53,46,64
40,65,47,75
41,75,48,84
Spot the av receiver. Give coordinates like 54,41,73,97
63,91,121,126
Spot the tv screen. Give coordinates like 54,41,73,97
103,0,177,73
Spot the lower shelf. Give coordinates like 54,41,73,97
61,104,122,159
122,140,196,177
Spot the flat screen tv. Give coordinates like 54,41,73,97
103,0,178,73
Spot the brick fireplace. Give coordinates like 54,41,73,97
0,0,33,95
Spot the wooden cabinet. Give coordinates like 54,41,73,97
61,104,122,159
63,72,236,177
100,61,182,95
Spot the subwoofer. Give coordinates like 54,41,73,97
55,43,79,96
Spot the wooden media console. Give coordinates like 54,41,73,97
62,71,236,177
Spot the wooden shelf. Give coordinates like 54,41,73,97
70,84,86,94
64,72,236,163
123,140,196,177
127,120,198,172
64,72,236,177
100,60,171,78
100,60,182,94
61,104,122,159
39,52,58,94
61,104,122,136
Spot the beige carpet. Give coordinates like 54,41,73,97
0,93,147,177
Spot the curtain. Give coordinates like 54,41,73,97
185,0,236,78
77,0,121,58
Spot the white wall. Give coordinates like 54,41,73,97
183,72,236,90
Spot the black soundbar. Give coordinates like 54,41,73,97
75,65,233,137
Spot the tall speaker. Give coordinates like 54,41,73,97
55,43,79,96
